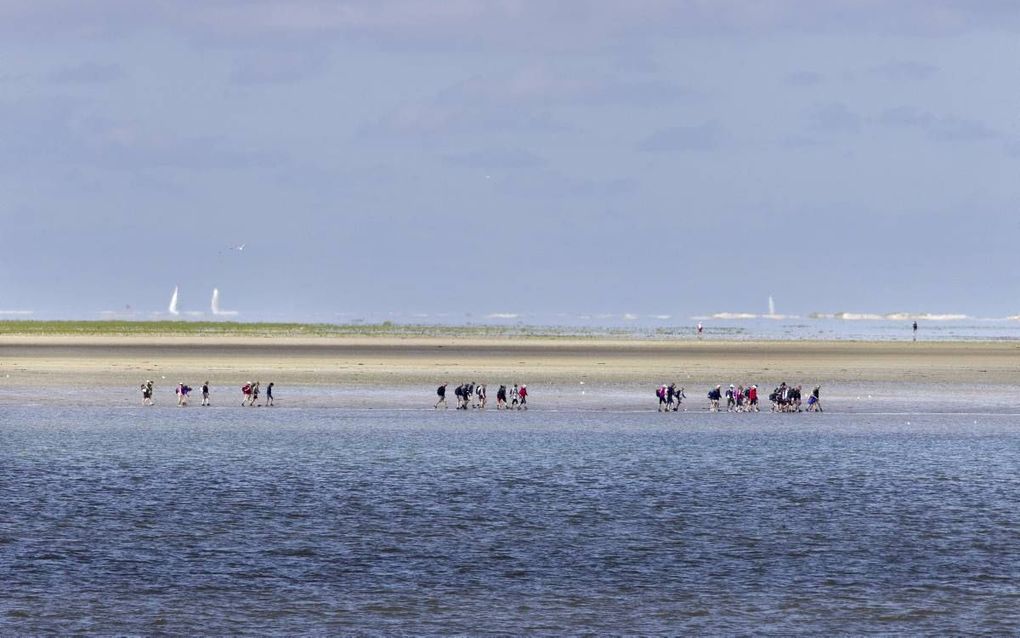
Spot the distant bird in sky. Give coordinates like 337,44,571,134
231,243,246,252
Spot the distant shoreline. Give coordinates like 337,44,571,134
0,319,1018,342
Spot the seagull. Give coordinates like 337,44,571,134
231,243,246,252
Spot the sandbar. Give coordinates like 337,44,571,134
0,335,1017,408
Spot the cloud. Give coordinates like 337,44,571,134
229,48,329,85
361,101,566,142
8,1,1016,51
877,105,932,127
0,98,285,173
926,116,998,142
435,66,691,109
362,65,689,142
159,1,1020,41
495,168,636,200
444,147,545,170
779,134,825,149
869,60,938,81
878,106,998,142
637,122,720,152
47,62,125,84
808,102,862,133
785,70,823,87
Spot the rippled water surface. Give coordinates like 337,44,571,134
3,407,1020,635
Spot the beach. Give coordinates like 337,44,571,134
1,334,1018,408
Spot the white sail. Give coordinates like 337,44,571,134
210,288,238,316
168,286,180,316
768,296,776,316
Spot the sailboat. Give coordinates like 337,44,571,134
210,288,238,316
168,286,180,316
764,295,794,320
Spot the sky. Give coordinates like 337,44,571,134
1,1,1019,322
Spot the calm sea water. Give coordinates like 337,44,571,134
3,407,1020,635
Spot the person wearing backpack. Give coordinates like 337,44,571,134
518,385,528,410
141,379,154,406
434,383,448,409
708,385,721,412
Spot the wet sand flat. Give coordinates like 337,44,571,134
1,336,1018,390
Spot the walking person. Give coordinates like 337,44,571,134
913,321,918,341
176,383,185,407
657,384,669,412
201,381,210,406
808,385,823,412
477,384,487,409
496,384,507,409
708,385,721,412
435,383,448,409
141,380,154,406
518,384,528,410
510,384,520,409
251,381,260,406
673,386,686,411
266,382,274,407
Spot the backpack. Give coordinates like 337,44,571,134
242,383,251,393
437,386,444,396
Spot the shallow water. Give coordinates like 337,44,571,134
3,408,1020,635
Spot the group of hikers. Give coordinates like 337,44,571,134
769,383,822,412
143,376,824,412
139,380,275,407
241,381,274,407
706,384,760,412
435,382,528,410
702,382,822,412
655,383,687,411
